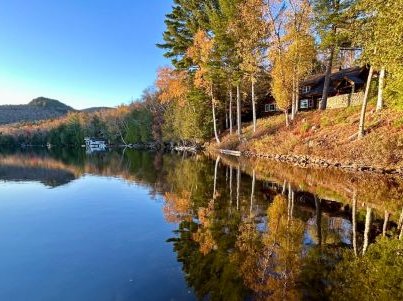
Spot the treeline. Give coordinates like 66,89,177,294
154,0,403,143
0,97,156,147
1,0,401,147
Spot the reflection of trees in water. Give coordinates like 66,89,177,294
2,148,402,299
164,155,403,300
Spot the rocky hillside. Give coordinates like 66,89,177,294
210,103,403,171
0,97,75,125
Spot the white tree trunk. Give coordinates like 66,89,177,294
295,81,299,114
251,79,256,133
358,66,374,139
229,166,233,206
352,193,357,256
376,66,385,112
213,156,220,199
212,96,221,144
236,165,241,211
398,207,403,230
250,169,255,215
282,180,287,195
284,110,290,127
382,210,390,237
362,207,372,255
291,75,296,120
236,84,242,138
229,88,233,135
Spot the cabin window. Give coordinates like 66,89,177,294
265,104,276,112
300,99,314,109
302,86,311,93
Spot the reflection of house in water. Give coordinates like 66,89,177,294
305,216,352,246
258,180,389,248
84,137,107,154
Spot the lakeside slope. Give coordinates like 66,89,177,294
210,103,403,173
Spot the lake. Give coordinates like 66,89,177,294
0,148,402,300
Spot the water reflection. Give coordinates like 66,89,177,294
0,148,402,300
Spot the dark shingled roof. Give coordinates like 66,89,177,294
301,66,368,98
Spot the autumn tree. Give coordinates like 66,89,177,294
285,0,316,120
187,30,221,144
209,0,244,137
235,0,266,133
350,0,403,138
266,0,293,126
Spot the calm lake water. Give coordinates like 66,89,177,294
0,148,402,300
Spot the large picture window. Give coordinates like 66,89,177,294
300,99,309,109
300,99,314,109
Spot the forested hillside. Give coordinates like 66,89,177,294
0,97,74,125
0,97,114,125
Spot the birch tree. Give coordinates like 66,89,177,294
351,0,403,137
187,30,221,144
286,0,316,120
236,0,266,132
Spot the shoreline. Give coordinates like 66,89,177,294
212,148,403,176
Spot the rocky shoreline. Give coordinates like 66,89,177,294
126,141,204,153
239,150,403,176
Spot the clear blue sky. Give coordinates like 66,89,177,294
0,0,173,109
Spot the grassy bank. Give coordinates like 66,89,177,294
211,102,403,170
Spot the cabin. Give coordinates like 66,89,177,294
299,66,369,110
84,137,107,151
258,93,280,118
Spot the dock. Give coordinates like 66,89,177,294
219,149,242,157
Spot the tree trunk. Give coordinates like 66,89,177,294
319,47,335,110
362,206,372,255
211,85,221,144
229,88,233,135
315,197,322,247
376,66,385,111
236,84,242,138
284,110,289,127
352,193,358,256
250,169,255,215
382,210,390,237
236,164,241,211
358,66,374,139
282,180,287,195
288,183,292,221
295,80,299,115
398,207,403,231
251,79,256,133
213,156,220,199
291,75,296,120
229,166,233,206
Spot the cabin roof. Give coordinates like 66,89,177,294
302,66,367,87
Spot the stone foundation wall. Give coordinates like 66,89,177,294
327,91,364,109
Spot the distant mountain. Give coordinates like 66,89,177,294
0,97,114,125
28,97,74,112
81,107,114,113
0,97,75,125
